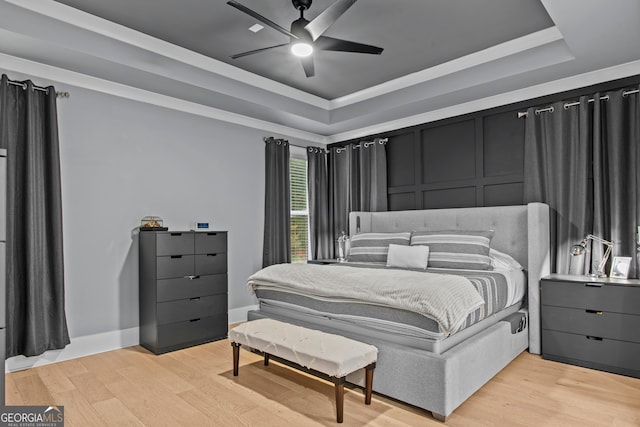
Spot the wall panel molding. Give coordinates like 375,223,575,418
332,74,640,211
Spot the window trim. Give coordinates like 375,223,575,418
289,152,309,262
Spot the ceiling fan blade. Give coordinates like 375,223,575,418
301,56,315,78
304,0,357,41
227,0,298,39
230,43,289,59
315,36,383,54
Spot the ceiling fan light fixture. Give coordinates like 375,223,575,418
291,42,313,57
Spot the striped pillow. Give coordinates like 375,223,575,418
348,232,411,263
410,230,494,270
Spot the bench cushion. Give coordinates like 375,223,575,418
229,318,378,378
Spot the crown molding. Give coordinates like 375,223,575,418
325,59,640,143
5,53,639,147
5,0,566,114
0,52,328,144
329,27,565,110
5,0,331,109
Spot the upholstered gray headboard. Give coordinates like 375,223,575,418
348,202,550,354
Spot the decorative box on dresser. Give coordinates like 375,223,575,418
541,274,640,378
139,230,228,354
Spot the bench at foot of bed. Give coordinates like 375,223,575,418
229,318,378,423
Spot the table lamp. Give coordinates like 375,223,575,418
570,234,614,278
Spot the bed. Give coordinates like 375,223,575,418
247,202,550,420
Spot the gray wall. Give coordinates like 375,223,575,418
2,71,315,339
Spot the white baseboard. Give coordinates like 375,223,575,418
5,327,140,372
5,304,259,372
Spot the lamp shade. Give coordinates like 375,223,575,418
569,234,613,277
570,243,586,256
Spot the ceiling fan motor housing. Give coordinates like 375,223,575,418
291,17,312,41
292,0,312,11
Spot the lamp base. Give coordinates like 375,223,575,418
587,272,608,278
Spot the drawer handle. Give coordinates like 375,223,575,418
184,275,200,280
190,297,201,301
584,283,603,288
190,318,201,323
170,255,183,259
207,232,217,236
170,233,182,236
586,336,603,341
207,253,218,257
585,309,603,315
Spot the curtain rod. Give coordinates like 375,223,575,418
352,137,388,148
6,79,70,99
262,136,308,149
517,89,639,118
334,137,388,153
263,136,389,150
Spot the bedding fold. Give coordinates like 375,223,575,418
248,263,484,334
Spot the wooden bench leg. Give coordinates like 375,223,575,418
364,363,376,405
232,343,240,376
333,377,345,423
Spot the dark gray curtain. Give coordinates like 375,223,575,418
329,144,354,254
524,86,640,278
326,138,387,256
307,147,332,259
592,88,640,278
356,139,388,212
524,97,592,274
0,75,70,357
262,138,290,267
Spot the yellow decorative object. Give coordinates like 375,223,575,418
140,216,166,230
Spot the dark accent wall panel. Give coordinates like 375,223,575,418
483,111,525,178
423,187,476,209
421,120,476,184
387,132,416,187
484,182,523,206
330,74,640,213
389,192,416,211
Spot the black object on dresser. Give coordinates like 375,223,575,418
541,274,640,378
139,230,228,354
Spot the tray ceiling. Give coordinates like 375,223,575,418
53,0,554,99
1,0,640,143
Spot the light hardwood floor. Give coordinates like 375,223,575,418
5,338,640,426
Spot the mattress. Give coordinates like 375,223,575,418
252,265,526,353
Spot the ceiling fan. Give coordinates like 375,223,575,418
227,0,383,78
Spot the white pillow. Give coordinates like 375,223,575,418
386,244,430,270
489,248,523,270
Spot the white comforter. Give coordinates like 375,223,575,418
248,263,485,334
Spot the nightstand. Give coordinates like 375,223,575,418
307,259,340,265
540,274,640,378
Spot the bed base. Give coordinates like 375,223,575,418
248,308,528,420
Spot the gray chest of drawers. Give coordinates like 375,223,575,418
541,274,640,378
139,230,228,354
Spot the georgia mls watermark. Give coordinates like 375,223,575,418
1,406,64,427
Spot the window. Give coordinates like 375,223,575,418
290,156,308,262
